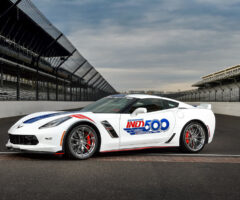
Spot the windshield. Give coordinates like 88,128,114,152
81,97,135,113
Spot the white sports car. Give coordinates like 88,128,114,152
6,94,216,159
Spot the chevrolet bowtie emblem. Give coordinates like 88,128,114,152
17,124,24,129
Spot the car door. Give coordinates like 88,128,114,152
119,98,178,148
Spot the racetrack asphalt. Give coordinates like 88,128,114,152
0,114,239,200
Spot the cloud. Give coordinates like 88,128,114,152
68,24,240,91
32,0,240,92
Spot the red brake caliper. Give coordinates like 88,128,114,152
86,135,91,150
186,131,190,144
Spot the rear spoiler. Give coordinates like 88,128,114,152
197,104,212,110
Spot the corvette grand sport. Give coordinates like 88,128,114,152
6,94,216,159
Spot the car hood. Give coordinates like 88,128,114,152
12,110,94,127
8,110,99,135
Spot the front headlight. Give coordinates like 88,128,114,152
39,116,71,129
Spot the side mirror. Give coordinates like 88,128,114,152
131,107,147,117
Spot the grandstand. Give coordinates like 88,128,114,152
164,65,240,102
0,0,116,101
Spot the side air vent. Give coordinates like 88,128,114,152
101,121,119,138
165,133,176,143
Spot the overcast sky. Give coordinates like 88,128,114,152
32,0,240,92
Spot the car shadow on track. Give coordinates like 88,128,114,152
7,147,184,161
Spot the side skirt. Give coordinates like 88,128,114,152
101,146,177,153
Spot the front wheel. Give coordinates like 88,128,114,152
180,122,207,153
65,124,99,160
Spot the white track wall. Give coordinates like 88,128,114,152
0,101,93,118
0,101,239,118
187,102,240,117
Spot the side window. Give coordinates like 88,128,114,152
128,98,164,113
128,99,179,113
162,100,179,109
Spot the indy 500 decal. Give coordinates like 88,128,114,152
124,119,170,135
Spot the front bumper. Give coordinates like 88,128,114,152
7,124,66,153
6,139,62,152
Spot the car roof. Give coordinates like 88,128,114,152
110,94,179,102
126,94,162,99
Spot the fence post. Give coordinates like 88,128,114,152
16,65,20,100
233,80,240,102
79,87,82,101
36,65,39,101
56,77,58,101
75,87,77,101
222,89,224,102
237,84,240,102
47,81,50,100
63,80,66,101
0,63,3,87
238,85,240,102
230,88,232,102
70,83,72,101
215,89,217,102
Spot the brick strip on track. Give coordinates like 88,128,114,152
0,153,240,163
0,154,32,160
92,155,240,163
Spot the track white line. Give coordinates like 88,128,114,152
142,153,240,157
0,152,240,157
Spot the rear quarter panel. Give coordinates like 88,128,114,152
170,108,216,145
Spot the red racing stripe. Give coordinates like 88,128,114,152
71,114,94,122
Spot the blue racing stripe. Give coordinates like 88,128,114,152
23,111,82,124
23,113,61,124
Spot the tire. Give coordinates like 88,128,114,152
180,122,207,153
65,124,99,160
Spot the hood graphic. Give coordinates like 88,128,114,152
23,111,85,124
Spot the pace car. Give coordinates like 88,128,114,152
6,94,216,159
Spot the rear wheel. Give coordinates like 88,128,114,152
180,122,207,153
65,124,99,160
